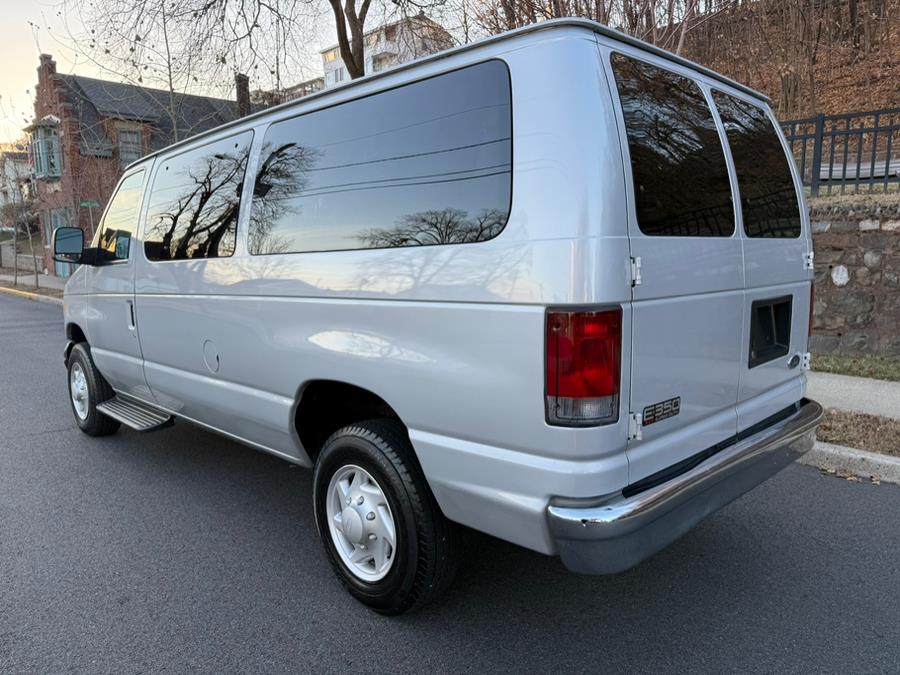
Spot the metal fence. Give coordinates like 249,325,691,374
781,108,900,196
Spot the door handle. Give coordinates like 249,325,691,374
126,300,136,331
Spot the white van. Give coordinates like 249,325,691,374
54,19,823,614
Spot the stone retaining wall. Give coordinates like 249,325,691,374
0,242,44,273
810,197,900,356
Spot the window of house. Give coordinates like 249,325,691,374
97,170,145,262
611,54,735,237
143,132,252,261
43,207,71,247
118,128,143,168
325,49,338,63
712,91,802,238
248,60,512,255
43,209,75,277
32,126,61,179
372,54,396,73
333,68,345,84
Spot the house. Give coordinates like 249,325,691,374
27,54,249,276
0,142,30,225
249,15,452,107
321,14,454,88
251,77,326,107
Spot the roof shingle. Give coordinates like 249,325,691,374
57,75,239,156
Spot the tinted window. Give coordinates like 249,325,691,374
144,132,252,261
611,54,734,237
248,60,511,255
98,170,145,261
712,91,801,238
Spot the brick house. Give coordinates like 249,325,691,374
28,54,248,276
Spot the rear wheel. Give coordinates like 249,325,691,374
313,419,460,614
67,343,120,437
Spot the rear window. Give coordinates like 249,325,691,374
248,60,512,255
712,91,802,238
611,53,734,237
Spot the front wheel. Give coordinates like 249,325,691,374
313,419,460,615
67,343,120,436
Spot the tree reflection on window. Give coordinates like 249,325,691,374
248,142,319,255
712,91,801,239
248,60,512,255
358,208,507,248
143,132,252,261
612,54,735,237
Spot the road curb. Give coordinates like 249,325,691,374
800,441,900,485
0,286,63,306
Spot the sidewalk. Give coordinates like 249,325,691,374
807,371,900,421
0,271,67,291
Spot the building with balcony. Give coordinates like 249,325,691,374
321,14,454,88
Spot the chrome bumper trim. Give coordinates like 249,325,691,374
547,398,824,574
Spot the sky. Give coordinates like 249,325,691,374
0,0,336,145
0,1,105,144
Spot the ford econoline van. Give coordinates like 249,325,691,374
53,19,823,614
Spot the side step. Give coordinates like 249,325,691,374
96,396,174,432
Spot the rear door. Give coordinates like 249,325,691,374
711,91,812,430
606,52,744,482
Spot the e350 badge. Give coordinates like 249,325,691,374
642,396,681,426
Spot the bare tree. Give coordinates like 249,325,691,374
1,185,41,288
327,0,374,79
63,0,247,142
468,0,717,54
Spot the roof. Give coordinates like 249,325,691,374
136,19,771,167
56,74,240,156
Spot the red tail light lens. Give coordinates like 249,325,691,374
546,307,622,426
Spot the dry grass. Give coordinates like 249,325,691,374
817,409,900,457
812,353,900,383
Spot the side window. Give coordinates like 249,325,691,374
97,170,145,262
143,131,252,261
248,60,512,255
611,54,734,237
712,91,802,239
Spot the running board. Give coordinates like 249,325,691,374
96,396,174,432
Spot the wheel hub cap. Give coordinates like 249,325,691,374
339,506,365,544
326,465,397,582
70,363,89,420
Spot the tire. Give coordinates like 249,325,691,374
67,342,121,437
313,419,460,615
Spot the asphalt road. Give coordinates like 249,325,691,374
2,293,900,674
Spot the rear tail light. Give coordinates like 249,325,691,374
546,307,622,427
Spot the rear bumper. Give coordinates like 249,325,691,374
547,398,823,574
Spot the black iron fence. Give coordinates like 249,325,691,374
781,108,900,196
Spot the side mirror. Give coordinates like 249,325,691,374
52,227,85,264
